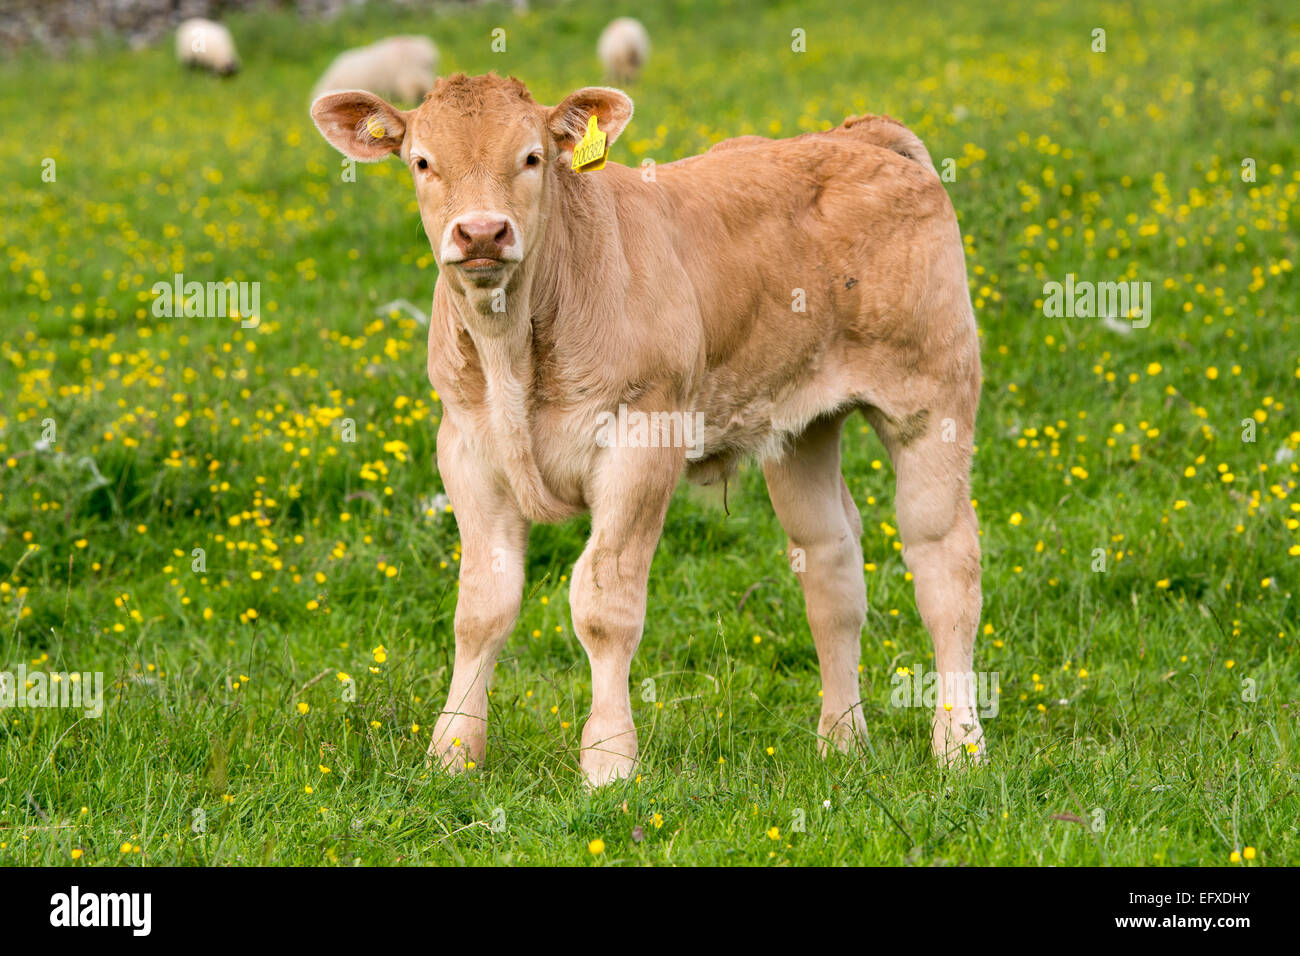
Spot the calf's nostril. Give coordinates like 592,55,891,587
453,218,513,257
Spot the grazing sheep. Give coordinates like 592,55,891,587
597,17,649,84
176,19,239,76
313,36,439,105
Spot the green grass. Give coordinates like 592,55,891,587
0,0,1297,866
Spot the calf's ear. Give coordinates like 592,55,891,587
548,87,634,153
310,90,408,161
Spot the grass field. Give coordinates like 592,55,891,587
0,0,1297,866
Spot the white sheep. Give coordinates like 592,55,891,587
597,17,650,84
313,36,439,105
176,18,239,76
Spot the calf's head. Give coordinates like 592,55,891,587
311,73,632,309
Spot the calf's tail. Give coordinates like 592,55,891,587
839,113,936,175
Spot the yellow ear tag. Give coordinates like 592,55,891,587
571,114,608,172
365,116,387,139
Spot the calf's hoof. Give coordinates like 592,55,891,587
580,717,638,789
427,714,484,773
816,710,868,758
931,709,987,766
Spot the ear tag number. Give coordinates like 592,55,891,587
572,114,608,172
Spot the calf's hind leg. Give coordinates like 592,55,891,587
871,408,986,764
762,413,869,754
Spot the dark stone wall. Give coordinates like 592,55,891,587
0,1,446,56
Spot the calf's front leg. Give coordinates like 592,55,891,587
570,442,680,788
427,416,529,771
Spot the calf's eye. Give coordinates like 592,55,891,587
415,157,428,170
525,153,541,168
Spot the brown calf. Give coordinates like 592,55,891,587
312,73,985,786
